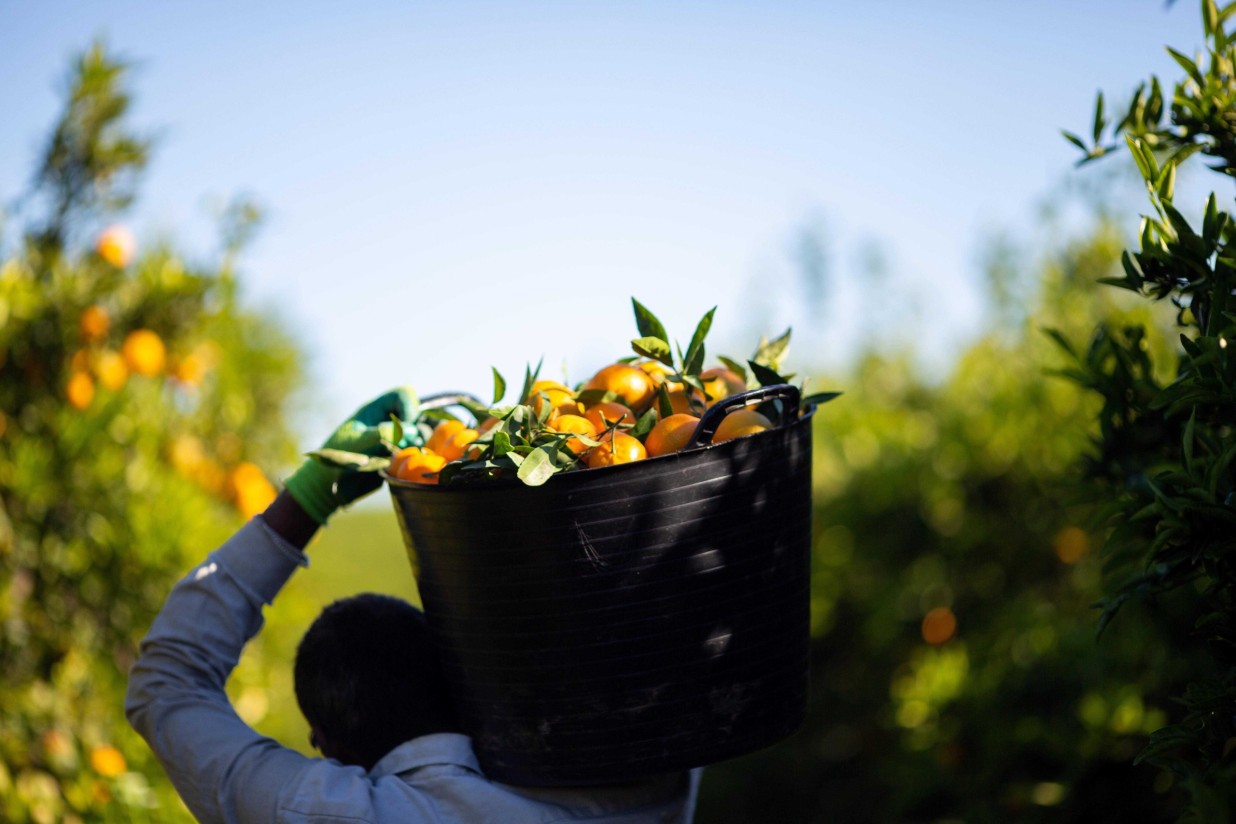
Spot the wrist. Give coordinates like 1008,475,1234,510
283,460,338,526
262,489,321,549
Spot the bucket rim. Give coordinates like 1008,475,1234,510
383,400,817,491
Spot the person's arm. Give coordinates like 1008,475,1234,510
125,389,419,823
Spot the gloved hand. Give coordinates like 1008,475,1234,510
284,387,419,524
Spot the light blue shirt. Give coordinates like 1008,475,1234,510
125,517,699,823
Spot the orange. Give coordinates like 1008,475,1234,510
229,462,276,518
712,408,772,443
583,364,656,413
96,225,136,268
637,360,682,391
667,387,705,415
526,380,580,419
437,428,479,462
700,367,747,404
645,413,700,457
122,329,166,376
584,401,637,432
395,448,446,484
921,607,957,645
585,431,647,468
476,416,500,434
549,414,598,455
89,745,127,778
67,371,95,409
426,420,466,454
79,305,110,342
95,350,128,391
173,352,207,386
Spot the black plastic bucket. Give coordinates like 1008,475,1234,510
387,384,813,786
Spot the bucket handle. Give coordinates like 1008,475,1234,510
420,391,486,411
688,383,801,448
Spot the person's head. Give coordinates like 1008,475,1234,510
294,593,459,769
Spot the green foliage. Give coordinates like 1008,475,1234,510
0,43,303,822
1059,1,1236,813
698,220,1194,820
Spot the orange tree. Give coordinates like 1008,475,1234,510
695,214,1206,820
0,44,302,822
1060,1,1236,817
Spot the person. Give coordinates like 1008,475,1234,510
125,389,700,823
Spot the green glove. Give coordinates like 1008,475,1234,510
284,387,419,524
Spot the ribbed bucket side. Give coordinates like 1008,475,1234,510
388,411,813,786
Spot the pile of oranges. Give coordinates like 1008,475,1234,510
388,360,776,485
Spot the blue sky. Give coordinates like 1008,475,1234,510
1,2,1203,431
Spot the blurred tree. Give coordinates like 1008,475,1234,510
1059,1,1236,818
697,214,1200,820
0,42,302,822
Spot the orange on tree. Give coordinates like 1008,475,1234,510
645,413,700,458
711,408,773,444
78,305,110,342
95,350,128,391
584,431,647,468
584,401,637,433
548,413,597,455
66,370,95,409
122,329,166,376
582,363,656,414
700,367,747,404
526,380,580,419
95,224,136,268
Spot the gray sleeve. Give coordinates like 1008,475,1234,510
124,517,319,823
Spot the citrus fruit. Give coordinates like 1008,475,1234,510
122,329,166,376
700,367,747,404
476,416,500,434
79,305,110,342
711,408,773,443
66,371,95,409
437,428,479,462
584,401,637,432
426,420,466,454
95,350,128,391
637,360,682,391
667,387,705,415
645,413,700,457
96,225,136,268
583,364,656,413
585,431,647,468
549,414,598,455
527,380,580,419
391,447,446,484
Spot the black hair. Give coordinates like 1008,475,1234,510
294,593,458,769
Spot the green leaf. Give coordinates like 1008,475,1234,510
683,306,716,376
492,367,506,405
631,335,674,365
1061,130,1089,152
389,414,404,448
631,297,669,342
518,358,543,408
631,408,658,440
748,359,787,387
718,355,749,382
657,383,674,419
1205,0,1220,35
1126,135,1153,181
491,430,514,457
1092,90,1106,144
801,391,841,408
516,445,558,486
1166,46,1206,87
309,449,391,472
753,328,792,369
576,388,615,407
